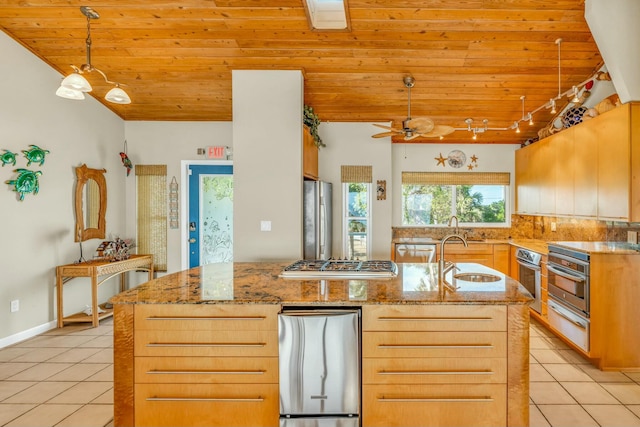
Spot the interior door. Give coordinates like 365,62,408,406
187,163,233,268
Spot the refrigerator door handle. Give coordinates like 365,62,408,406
319,198,326,256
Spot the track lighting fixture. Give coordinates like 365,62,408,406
56,6,131,104
502,38,601,136
459,118,502,140
570,86,581,103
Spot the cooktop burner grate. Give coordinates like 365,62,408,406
281,259,397,278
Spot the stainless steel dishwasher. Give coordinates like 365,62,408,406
279,308,360,427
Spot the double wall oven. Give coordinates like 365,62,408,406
546,244,590,352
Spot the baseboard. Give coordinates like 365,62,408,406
0,320,57,348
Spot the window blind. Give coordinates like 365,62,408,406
402,172,510,186
135,165,167,272
341,165,372,183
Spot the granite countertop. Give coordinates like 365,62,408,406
509,239,550,255
110,262,532,306
392,237,506,244
393,236,550,255
548,241,640,255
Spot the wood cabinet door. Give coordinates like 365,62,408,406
492,244,510,275
572,122,598,217
553,127,575,216
515,146,533,214
508,246,520,282
302,126,318,180
535,137,556,215
597,105,630,220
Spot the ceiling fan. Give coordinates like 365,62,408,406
372,76,455,140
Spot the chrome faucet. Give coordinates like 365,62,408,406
438,233,468,290
447,215,459,235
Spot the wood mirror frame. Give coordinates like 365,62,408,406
74,164,107,242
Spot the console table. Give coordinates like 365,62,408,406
56,254,154,328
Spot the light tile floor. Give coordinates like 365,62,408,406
529,320,640,427
0,317,639,426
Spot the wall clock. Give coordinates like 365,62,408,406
447,150,466,168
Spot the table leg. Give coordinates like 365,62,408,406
56,268,63,328
91,274,99,327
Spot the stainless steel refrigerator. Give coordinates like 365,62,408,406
303,181,332,260
279,309,360,427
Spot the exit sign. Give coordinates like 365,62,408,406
206,146,227,159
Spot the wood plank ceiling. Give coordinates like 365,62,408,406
0,0,602,144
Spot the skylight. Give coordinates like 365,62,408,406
303,0,349,30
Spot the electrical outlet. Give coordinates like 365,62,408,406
260,220,271,232
628,231,638,244
551,222,557,232
10,300,19,313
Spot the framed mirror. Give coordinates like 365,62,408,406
74,164,107,242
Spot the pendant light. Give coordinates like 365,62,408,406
56,6,131,104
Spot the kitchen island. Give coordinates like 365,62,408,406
110,261,532,427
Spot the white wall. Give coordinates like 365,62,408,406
0,32,125,342
232,70,304,262
123,121,233,273
318,122,393,259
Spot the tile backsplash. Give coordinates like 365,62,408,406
392,215,640,243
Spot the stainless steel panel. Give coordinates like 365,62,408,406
548,298,590,352
548,283,588,314
304,181,332,260
279,310,360,416
280,416,359,427
517,259,541,314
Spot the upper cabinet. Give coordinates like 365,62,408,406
515,102,640,222
303,126,318,180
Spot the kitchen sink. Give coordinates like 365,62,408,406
453,273,501,283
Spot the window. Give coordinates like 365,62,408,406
401,172,510,227
341,165,372,260
136,165,168,271
344,182,371,260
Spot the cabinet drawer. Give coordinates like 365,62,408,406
363,384,506,427
442,243,493,255
363,357,506,384
135,383,278,427
363,305,506,332
135,330,278,357
363,331,506,358
135,304,279,331
135,357,278,384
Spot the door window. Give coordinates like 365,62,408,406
188,164,233,267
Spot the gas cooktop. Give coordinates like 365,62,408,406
280,259,398,279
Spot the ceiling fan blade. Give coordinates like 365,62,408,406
404,133,421,141
418,125,456,138
372,131,398,138
372,123,399,131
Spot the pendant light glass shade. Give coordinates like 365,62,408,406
56,85,85,100
105,86,131,104
60,73,92,92
56,7,133,105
